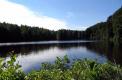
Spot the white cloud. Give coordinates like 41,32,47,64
0,0,68,30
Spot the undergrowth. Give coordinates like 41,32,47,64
0,54,122,80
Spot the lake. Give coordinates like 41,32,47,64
0,41,121,72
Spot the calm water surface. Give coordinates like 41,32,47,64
0,41,121,72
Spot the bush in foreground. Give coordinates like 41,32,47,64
0,55,122,80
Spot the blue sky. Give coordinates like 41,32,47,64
0,0,121,30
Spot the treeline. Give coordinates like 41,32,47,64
0,22,86,42
86,7,122,44
0,7,122,43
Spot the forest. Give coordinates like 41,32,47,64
0,22,86,42
86,7,122,44
0,7,122,43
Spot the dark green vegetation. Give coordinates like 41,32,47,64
0,7,122,43
0,22,85,42
86,7,122,44
0,55,121,80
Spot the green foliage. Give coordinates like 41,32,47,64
86,7,122,44
0,54,25,80
26,56,122,80
0,54,122,80
0,22,85,42
56,29,85,40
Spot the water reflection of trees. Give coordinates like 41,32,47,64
0,44,55,57
85,42,122,65
0,42,121,65
56,43,87,49
0,43,86,57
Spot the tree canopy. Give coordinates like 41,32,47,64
0,22,85,42
86,7,122,44
0,7,122,44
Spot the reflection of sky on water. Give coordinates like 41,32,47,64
0,40,94,46
16,47,67,72
2,41,122,72
15,46,107,72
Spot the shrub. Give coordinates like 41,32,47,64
0,54,25,80
0,54,122,80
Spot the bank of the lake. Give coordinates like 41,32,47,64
0,55,122,80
